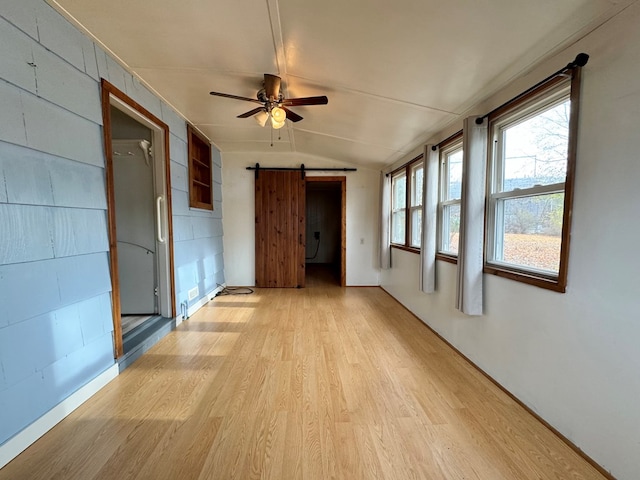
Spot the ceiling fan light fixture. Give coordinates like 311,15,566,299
254,110,269,127
271,106,286,123
271,117,286,129
209,74,327,127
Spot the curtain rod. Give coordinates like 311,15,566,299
388,53,589,174
386,153,423,177
431,130,463,151
474,52,589,125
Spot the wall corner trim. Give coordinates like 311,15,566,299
0,364,119,469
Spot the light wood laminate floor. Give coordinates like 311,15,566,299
0,273,606,479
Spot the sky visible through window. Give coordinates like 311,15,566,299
502,100,570,189
447,149,463,199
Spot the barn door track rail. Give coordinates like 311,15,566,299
248,163,357,179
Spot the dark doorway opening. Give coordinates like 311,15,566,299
305,179,344,286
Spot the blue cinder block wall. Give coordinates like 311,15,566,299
0,0,224,446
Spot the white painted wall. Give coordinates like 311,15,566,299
381,6,640,480
222,152,380,286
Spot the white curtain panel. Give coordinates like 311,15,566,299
456,116,488,315
420,144,439,293
379,171,391,270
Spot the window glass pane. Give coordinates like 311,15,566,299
494,193,564,272
410,208,422,247
446,149,463,200
391,210,406,244
442,204,460,254
411,165,424,207
392,175,406,209
501,99,570,191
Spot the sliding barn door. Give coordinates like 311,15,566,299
255,170,306,287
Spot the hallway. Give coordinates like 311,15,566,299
0,282,604,479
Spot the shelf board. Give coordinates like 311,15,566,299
193,178,210,188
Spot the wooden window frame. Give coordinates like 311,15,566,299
484,71,581,292
390,154,423,254
436,132,463,264
187,124,214,210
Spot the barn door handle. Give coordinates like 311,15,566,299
156,195,165,243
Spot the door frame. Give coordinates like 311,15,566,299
305,176,346,287
100,79,176,358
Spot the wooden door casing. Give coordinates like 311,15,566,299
101,79,176,358
255,170,305,287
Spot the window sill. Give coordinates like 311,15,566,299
436,253,458,264
391,244,420,255
484,264,565,293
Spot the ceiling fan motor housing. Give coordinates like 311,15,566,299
257,88,284,104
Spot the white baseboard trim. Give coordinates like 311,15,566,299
0,363,119,469
175,283,226,325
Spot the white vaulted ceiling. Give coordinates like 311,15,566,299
48,0,631,169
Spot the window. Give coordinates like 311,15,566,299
438,136,463,259
391,171,406,244
390,155,423,250
409,162,424,247
485,74,579,291
187,124,213,210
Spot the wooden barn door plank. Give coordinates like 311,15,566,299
255,170,305,287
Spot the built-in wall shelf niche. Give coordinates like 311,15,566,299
187,124,214,210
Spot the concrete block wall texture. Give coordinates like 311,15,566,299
170,134,225,309
0,0,224,446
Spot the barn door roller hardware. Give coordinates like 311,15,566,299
248,163,356,179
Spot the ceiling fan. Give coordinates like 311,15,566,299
209,74,328,129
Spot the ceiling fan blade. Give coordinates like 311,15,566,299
209,91,262,104
237,107,266,118
264,74,281,99
282,107,303,122
281,96,329,107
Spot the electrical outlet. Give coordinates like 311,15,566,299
188,286,199,301
314,231,320,240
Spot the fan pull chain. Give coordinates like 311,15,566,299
270,124,274,147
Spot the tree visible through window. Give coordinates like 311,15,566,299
438,139,463,257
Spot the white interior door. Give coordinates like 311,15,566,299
110,97,173,319
112,139,157,314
